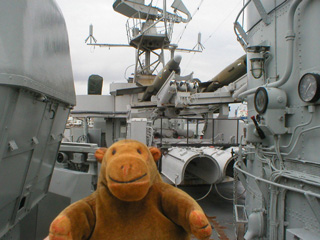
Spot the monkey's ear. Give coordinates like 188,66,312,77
95,148,108,163
149,147,161,162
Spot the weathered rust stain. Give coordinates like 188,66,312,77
206,215,230,240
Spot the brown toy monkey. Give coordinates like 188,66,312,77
49,139,212,240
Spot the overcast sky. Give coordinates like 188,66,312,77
55,0,245,95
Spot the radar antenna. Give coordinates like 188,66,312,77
193,32,205,51
85,24,97,44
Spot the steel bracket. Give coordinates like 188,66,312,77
236,163,248,189
234,22,248,47
51,134,56,140
32,137,39,145
305,193,320,225
252,0,271,25
255,179,270,205
8,140,18,151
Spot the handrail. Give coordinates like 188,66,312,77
233,0,253,50
126,10,174,43
157,117,244,148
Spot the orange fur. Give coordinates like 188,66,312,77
49,139,211,240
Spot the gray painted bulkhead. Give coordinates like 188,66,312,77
235,0,320,239
0,0,75,239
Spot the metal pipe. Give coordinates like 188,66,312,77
211,119,214,145
238,0,303,99
83,117,89,143
278,189,287,240
232,83,247,99
160,117,163,146
268,0,302,88
187,119,189,145
280,114,313,149
269,173,281,239
163,0,167,38
282,125,320,156
275,171,320,188
237,119,240,144
234,160,320,199
236,161,320,239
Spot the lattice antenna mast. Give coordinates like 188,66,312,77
86,0,200,84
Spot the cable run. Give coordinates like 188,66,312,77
215,182,246,201
196,184,213,201
203,0,243,45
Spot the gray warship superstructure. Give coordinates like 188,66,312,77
0,0,76,239
66,1,249,239
78,0,248,189
5,0,320,240
233,0,320,239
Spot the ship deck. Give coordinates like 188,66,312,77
162,176,245,240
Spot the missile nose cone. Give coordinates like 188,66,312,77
169,55,182,72
173,55,182,64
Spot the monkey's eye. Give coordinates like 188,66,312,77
137,149,142,154
112,149,116,155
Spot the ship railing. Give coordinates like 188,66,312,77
126,11,174,43
234,0,273,50
154,116,245,149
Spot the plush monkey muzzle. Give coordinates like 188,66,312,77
106,155,151,202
